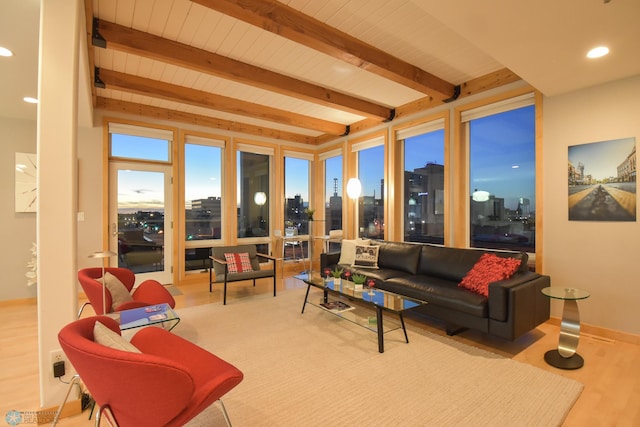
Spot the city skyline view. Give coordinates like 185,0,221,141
113,105,536,215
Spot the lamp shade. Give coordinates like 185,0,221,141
472,190,490,202
254,191,267,206
346,178,362,200
89,250,117,259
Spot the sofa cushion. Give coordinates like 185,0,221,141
418,245,528,282
373,241,421,274
459,253,522,297
352,244,379,269
338,239,369,266
383,275,488,318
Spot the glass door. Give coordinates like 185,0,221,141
109,162,173,284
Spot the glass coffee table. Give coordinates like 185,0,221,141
296,273,427,353
107,303,180,332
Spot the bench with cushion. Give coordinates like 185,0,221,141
209,244,277,305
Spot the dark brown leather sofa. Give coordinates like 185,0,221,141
320,241,550,341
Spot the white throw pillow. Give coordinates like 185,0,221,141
99,272,134,311
93,321,141,353
338,239,370,266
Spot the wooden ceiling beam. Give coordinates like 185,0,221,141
97,68,347,135
94,19,393,121
316,68,522,145
96,97,318,145
191,0,457,101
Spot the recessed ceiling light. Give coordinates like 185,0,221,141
0,46,14,57
23,97,38,104
587,46,609,59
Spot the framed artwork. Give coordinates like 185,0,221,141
568,138,636,221
15,152,37,212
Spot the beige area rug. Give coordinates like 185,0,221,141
176,289,583,427
163,284,183,296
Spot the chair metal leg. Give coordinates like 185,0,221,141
96,405,117,427
218,399,233,427
77,302,91,319
52,374,81,426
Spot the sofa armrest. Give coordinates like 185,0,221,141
320,252,341,272
488,272,539,321
488,272,550,336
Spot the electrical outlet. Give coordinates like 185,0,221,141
50,349,67,378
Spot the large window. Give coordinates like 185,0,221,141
354,139,385,239
466,99,536,252
107,122,174,283
183,136,224,272
284,155,311,235
237,150,271,239
399,121,445,244
323,153,343,234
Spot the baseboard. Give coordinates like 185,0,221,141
547,316,640,345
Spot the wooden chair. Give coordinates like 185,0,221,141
209,244,277,304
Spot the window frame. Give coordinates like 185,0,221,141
453,88,541,268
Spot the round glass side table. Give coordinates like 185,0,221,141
541,287,590,369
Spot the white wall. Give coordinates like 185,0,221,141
76,124,104,269
543,74,640,335
0,117,37,300
0,117,102,301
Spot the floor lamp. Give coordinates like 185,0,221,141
89,250,117,315
346,178,362,237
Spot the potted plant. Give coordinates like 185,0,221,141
330,267,344,285
304,208,315,221
352,273,367,291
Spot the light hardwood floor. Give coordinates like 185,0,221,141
2,273,639,426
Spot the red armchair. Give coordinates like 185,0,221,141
78,267,175,316
56,316,244,426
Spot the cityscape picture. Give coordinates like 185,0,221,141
568,137,636,221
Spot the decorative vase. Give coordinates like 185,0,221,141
333,277,341,286
354,283,363,291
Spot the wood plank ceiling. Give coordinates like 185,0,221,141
85,0,520,144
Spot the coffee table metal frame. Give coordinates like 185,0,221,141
297,273,426,353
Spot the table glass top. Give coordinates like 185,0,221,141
295,273,426,312
541,287,590,300
108,303,180,331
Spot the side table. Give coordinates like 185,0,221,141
541,287,590,369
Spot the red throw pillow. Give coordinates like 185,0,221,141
224,252,253,273
459,253,521,297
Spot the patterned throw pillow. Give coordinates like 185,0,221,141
338,238,370,266
352,245,379,269
224,252,253,273
458,253,522,297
